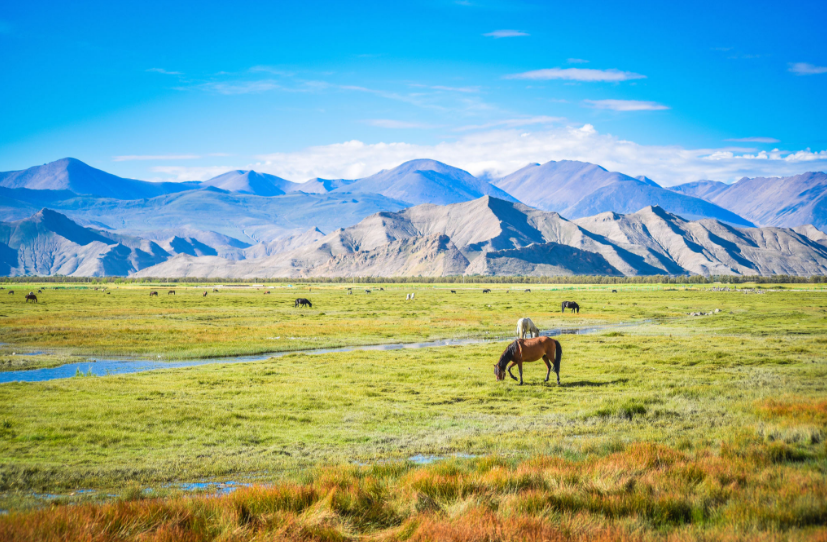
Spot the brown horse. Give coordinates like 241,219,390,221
494,336,562,385
149,291,158,297
25,293,37,303
168,290,175,295
203,291,208,297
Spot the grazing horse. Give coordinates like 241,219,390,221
482,289,491,293
213,288,219,293
516,317,540,339
379,288,384,291
168,290,175,295
495,336,562,385
365,289,371,294
562,301,580,313
7,291,13,295
451,290,456,294
612,290,617,293
203,291,208,297
149,291,159,297
25,293,37,303
295,298,312,308
525,289,531,293
264,291,270,294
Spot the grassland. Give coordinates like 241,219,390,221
0,282,825,540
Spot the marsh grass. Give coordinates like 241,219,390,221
0,284,825,539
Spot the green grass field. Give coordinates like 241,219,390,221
0,282,825,540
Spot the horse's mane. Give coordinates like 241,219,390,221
497,340,519,372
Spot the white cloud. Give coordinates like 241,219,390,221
725,137,780,143
151,165,232,181
567,58,588,64
231,125,825,186
454,116,563,131
483,30,529,38
788,62,827,75
364,119,438,129
146,68,182,75
505,67,646,82
150,125,826,186
113,154,200,162
583,99,669,111
189,80,283,95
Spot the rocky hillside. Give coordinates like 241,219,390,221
134,197,827,278
492,160,752,226
670,172,827,230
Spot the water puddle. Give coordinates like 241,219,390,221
0,321,648,384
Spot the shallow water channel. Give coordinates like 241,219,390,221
0,322,642,384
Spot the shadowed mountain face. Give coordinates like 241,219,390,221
670,172,827,230
492,160,753,226
0,158,196,200
334,159,518,205
134,197,827,279
0,209,171,277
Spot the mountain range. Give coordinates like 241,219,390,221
0,157,825,277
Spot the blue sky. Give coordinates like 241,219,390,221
1,0,826,185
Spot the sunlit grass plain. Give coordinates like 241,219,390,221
0,282,825,540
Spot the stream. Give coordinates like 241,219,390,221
0,322,644,384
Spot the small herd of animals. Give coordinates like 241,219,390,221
5,285,580,386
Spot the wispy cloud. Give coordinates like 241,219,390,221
151,165,232,182
505,67,646,82
725,137,780,143
788,62,827,75
249,65,295,76
567,58,588,64
583,99,669,111
455,115,563,131
364,119,438,129
113,154,200,162
483,29,529,38
189,80,283,95
146,68,183,75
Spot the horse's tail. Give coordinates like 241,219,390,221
554,339,562,373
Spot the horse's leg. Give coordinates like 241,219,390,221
518,361,524,385
507,361,519,382
542,354,551,382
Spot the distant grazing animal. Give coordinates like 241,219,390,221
348,290,352,295
612,290,617,293
37,289,43,294
495,336,562,385
264,291,270,294
410,292,415,300
516,317,540,339
25,293,37,303
295,298,312,308
451,290,456,294
107,292,110,295
213,288,219,292
525,289,531,293
168,290,175,295
406,294,411,301
482,289,491,293
8,291,13,295
379,288,384,291
562,301,580,313
149,291,159,297
203,291,208,297
365,289,371,294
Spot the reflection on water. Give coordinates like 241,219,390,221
0,322,644,384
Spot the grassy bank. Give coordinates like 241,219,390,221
0,285,825,538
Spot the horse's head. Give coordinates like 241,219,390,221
494,342,516,381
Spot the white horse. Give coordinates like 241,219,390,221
406,293,416,301
516,317,540,339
